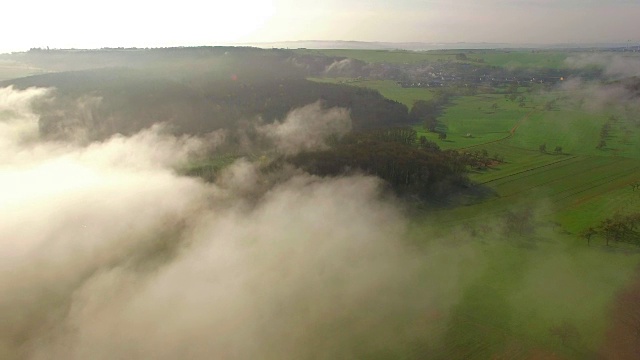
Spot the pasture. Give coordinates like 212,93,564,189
415,93,538,149
296,48,576,68
308,77,436,108
314,71,640,232
178,49,639,359
473,50,572,69
408,149,640,358
296,49,459,64
403,85,640,358
410,193,640,359
3,45,638,360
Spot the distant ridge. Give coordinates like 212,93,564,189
236,40,639,51
236,40,514,50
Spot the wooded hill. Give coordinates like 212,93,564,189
287,128,475,199
1,47,409,141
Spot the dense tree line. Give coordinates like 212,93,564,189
3,47,304,76
4,66,409,141
287,128,472,198
581,212,640,246
463,148,504,169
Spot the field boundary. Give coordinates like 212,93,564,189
479,155,579,185
458,110,537,151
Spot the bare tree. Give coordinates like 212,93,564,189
580,227,597,246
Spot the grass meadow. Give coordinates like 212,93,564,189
329,75,640,358
308,77,436,108
297,49,576,68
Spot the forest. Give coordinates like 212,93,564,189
2,48,409,141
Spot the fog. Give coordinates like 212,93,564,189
558,77,639,113
4,79,636,358
559,55,640,114
566,53,640,79
0,86,474,359
257,101,351,155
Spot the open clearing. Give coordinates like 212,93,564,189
308,77,436,108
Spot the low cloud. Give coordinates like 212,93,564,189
0,86,468,359
323,58,363,76
2,84,632,359
558,77,638,111
565,53,640,79
258,101,351,155
0,86,51,146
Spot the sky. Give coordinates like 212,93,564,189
1,0,639,53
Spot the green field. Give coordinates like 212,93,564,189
309,77,436,108
4,46,639,360
474,50,572,69
414,93,539,149
296,49,459,64
314,76,640,232
335,75,640,358
418,92,640,229
409,191,640,358
408,149,640,358
297,48,576,68
180,50,639,358
186,49,640,359
417,238,639,359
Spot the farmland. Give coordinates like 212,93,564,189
308,78,436,108
296,48,461,64
307,48,640,358
296,49,575,69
